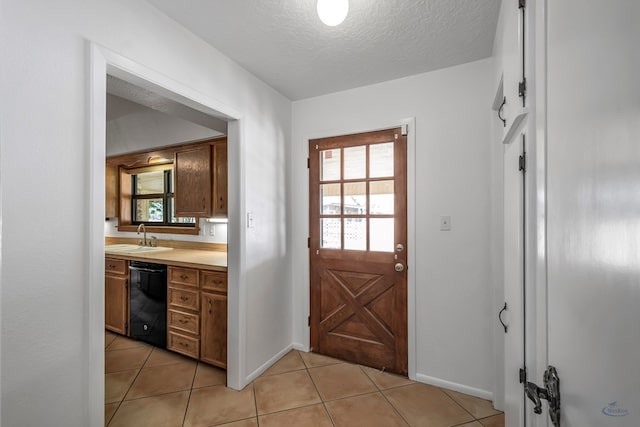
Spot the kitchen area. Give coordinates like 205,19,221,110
104,77,230,378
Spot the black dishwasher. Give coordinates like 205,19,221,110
129,261,167,348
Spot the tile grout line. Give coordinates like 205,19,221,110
356,364,413,425
106,342,154,426
439,388,482,423
303,361,336,427
375,386,413,426
252,382,260,426
180,360,200,426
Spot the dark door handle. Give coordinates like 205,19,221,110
498,302,508,333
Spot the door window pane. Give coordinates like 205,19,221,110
320,183,341,214
344,218,366,250
370,218,394,252
135,198,164,222
321,218,341,249
321,149,341,181
370,142,394,178
344,145,366,179
370,180,394,215
343,182,366,215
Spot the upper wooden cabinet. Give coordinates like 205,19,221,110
174,139,228,218
174,145,212,217
105,164,118,219
106,137,228,229
212,142,228,217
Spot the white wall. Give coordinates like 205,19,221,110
0,0,291,425
106,107,221,156
291,58,496,397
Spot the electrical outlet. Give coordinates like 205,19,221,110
440,216,451,231
209,223,216,236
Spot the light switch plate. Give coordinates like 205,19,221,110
440,216,451,231
247,212,255,228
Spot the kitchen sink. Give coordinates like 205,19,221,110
105,244,174,254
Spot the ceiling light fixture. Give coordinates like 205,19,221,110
317,0,349,26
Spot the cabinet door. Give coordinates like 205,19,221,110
200,292,227,368
105,164,118,219
212,142,228,217
105,274,128,335
174,145,212,216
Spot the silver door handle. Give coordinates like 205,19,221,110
395,263,404,272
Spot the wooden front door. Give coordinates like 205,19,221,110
309,127,408,376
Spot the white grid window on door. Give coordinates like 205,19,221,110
319,142,395,252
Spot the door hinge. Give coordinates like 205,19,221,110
307,158,310,168
519,0,526,8
519,367,527,384
518,78,527,100
307,237,310,248
308,316,311,327
519,153,527,172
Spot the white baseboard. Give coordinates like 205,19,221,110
291,342,308,352
414,373,493,401
244,344,294,384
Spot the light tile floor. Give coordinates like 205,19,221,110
105,331,504,427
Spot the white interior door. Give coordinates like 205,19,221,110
503,134,527,427
543,1,640,426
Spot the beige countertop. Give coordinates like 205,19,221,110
105,247,227,272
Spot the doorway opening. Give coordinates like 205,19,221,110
89,44,244,424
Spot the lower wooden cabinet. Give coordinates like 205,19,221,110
166,266,227,368
105,258,128,335
168,330,199,359
200,292,227,368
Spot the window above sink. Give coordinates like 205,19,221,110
130,164,196,227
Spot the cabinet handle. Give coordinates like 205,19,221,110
180,341,188,347
208,299,212,314
180,296,188,302
178,319,187,324
203,197,206,210
180,274,189,280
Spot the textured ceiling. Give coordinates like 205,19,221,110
146,0,500,100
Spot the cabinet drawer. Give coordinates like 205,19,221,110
201,271,227,293
168,287,200,311
167,331,199,359
105,258,127,275
169,267,198,288
168,309,200,335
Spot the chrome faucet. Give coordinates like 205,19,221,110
137,223,147,246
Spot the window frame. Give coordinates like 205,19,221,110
116,162,200,235
130,166,195,227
